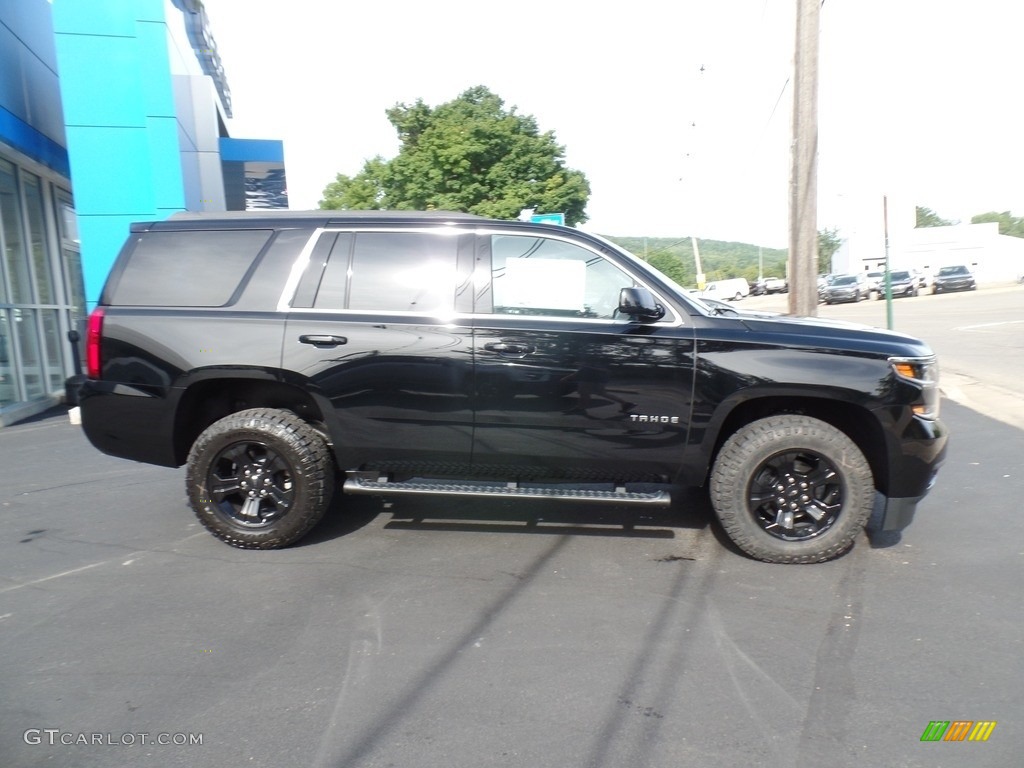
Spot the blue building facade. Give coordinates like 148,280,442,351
0,0,285,424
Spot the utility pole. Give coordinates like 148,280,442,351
692,236,705,290
788,0,820,316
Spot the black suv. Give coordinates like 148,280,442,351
76,211,947,563
875,270,918,299
932,265,976,294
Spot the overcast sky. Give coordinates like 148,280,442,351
202,0,1024,248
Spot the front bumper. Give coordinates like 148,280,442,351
872,413,947,531
874,476,940,531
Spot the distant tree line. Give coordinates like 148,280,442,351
917,205,1024,238
605,236,788,286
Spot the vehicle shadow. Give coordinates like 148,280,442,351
302,485,716,546
299,484,883,561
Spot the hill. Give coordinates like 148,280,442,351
603,235,788,287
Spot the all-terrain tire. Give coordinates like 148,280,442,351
186,408,334,549
709,415,874,563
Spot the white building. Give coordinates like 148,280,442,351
829,198,1024,283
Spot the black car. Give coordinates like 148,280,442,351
875,270,918,299
932,265,976,294
73,211,947,564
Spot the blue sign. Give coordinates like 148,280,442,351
530,212,566,226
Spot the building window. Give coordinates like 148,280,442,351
23,173,55,305
0,309,14,407
0,158,33,304
0,157,82,409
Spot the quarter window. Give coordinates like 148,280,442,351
110,230,271,307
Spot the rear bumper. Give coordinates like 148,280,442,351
77,379,180,467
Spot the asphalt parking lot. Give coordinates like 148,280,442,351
1,285,1021,768
1,422,1021,765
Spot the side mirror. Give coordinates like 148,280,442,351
618,287,665,322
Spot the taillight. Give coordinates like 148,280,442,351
86,308,105,379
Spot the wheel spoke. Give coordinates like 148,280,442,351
267,484,293,510
239,496,262,519
218,442,253,467
805,498,840,522
803,461,837,490
774,509,795,530
209,475,242,497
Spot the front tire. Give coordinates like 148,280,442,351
709,415,874,563
186,408,335,549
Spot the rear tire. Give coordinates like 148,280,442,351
709,415,874,563
186,408,334,549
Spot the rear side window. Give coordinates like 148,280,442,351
110,230,271,306
309,231,460,313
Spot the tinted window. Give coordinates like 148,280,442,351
111,230,270,306
489,235,635,319
313,231,459,313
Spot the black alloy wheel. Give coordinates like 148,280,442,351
206,440,296,529
746,449,843,540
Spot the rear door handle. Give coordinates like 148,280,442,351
299,334,348,348
484,341,535,357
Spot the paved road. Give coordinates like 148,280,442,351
1,397,1021,767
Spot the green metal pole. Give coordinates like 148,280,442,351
883,195,893,329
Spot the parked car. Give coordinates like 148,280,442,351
72,210,947,564
761,276,788,294
865,271,883,293
931,265,976,294
875,270,918,299
822,273,870,304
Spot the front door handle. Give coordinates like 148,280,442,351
484,341,535,357
299,334,348,348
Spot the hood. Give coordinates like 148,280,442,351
736,312,935,357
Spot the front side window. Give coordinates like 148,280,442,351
489,235,635,319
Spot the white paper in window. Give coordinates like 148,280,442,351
503,258,585,311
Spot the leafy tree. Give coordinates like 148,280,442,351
320,86,590,225
818,227,843,273
970,210,1024,238
915,206,955,228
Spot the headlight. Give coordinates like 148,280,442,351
890,356,940,419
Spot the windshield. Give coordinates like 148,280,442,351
891,271,911,280
832,276,857,286
938,266,967,276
